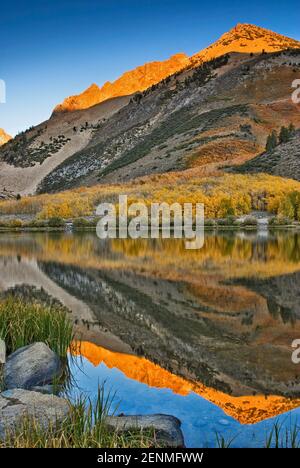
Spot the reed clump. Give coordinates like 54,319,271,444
0,296,73,357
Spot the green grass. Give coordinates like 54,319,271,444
264,418,300,448
215,418,300,448
1,387,159,448
215,432,239,448
0,296,74,357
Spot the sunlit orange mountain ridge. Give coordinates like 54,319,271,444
72,341,300,425
0,129,11,146
54,23,300,113
53,53,189,113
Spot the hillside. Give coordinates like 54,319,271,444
232,131,300,181
38,49,300,193
0,24,300,196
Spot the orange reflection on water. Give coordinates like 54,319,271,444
72,340,300,425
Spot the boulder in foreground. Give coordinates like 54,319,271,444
106,414,185,447
0,388,69,439
4,342,61,390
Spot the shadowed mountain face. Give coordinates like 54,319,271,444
0,232,300,399
232,131,300,181
0,24,300,195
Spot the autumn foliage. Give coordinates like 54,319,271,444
0,173,300,220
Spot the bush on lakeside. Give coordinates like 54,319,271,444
0,297,73,357
204,219,216,227
25,219,49,228
0,219,24,228
48,217,65,228
73,218,90,228
241,216,258,227
269,216,293,226
217,215,237,226
0,220,10,228
8,219,23,228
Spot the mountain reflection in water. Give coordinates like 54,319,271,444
0,231,300,446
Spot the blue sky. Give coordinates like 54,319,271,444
1,0,299,136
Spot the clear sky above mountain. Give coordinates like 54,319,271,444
1,0,299,136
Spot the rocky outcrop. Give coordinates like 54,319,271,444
0,388,69,439
4,342,62,390
106,414,184,447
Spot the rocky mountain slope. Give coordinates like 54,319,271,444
0,24,300,195
232,131,300,181
38,49,300,193
0,129,11,146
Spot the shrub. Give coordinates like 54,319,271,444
269,216,292,226
48,217,65,228
0,220,9,228
8,219,23,228
241,216,258,227
204,219,216,227
73,218,90,228
217,216,237,226
26,219,49,228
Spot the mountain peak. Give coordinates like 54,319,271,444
0,129,11,146
226,22,294,39
192,22,300,62
53,24,300,114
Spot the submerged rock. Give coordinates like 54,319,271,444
4,342,61,390
106,414,184,447
0,388,69,439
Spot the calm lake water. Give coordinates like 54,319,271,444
1,230,300,447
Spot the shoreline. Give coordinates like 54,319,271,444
0,225,298,233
